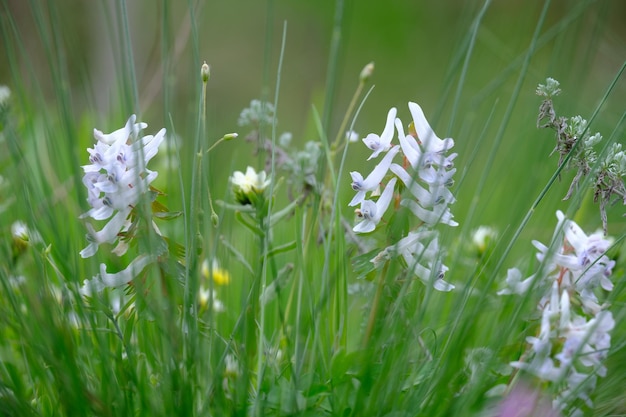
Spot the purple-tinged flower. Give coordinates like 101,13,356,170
353,177,397,233
349,145,400,206
362,107,397,160
79,115,165,258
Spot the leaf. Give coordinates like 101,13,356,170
151,198,170,213
153,211,183,220
351,249,381,280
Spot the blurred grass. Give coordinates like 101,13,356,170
1,0,626,416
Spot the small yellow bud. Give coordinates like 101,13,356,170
201,61,210,83
360,62,375,83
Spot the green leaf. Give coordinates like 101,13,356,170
153,211,183,220
351,249,380,280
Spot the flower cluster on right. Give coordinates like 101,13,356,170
499,210,616,416
349,102,458,291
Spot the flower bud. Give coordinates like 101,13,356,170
201,61,210,83
222,132,238,141
359,62,374,83
211,211,219,227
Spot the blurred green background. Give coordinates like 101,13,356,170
2,0,625,242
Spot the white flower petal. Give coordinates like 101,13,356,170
349,145,399,205
400,199,458,226
362,107,397,160
80,254,156,295
348,190,366,207
396,122,422,169
353,178,397,234
408,102,454,153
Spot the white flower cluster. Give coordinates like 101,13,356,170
80,115,165,258
349,102,458,291
499,211,616,415
79,115,165,294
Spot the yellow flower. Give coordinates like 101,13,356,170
201,259,230,286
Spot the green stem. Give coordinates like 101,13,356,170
331,79,365,153
364,263,388,346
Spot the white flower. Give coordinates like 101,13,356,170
497,268,537,295
79,208,132,258
80,254,157,295
361,107,397,160
11,221,41,244
395,103,456,171
79,115,165,258
408,102,455,153
390,163,455,208
388,230,454,291
353,177,397,233
511,357,564,382
349,145,400,206
400,198,458,227
559,310,614,375
199,287,225,313
231,166,270,205
471,226,497,254
0,85,10,106
503,211,616,413
346,130,359,143
533,211,614,296
224,354,240,377
349,101,458,291
231,166,270,193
